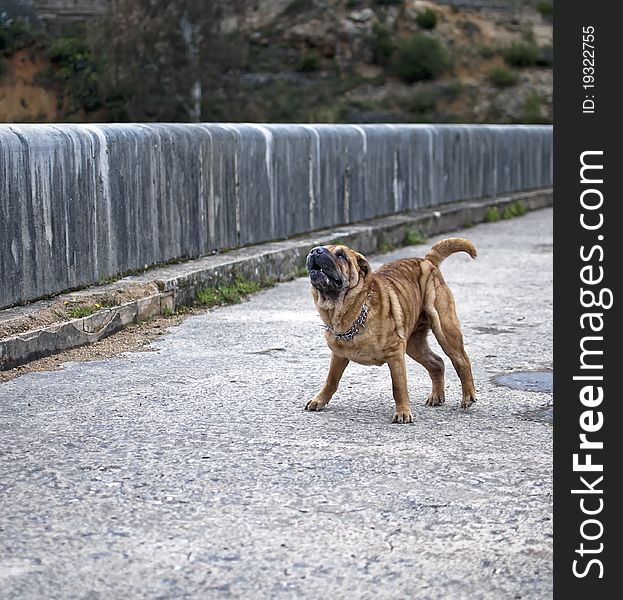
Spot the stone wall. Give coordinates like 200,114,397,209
0,123,552,308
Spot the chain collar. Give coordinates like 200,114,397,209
321,285,373,342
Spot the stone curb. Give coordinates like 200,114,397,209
0,188,552,370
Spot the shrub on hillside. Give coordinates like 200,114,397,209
0,17,37,56
411,91,436,113
520,91,547,123
296,51,322,72
48,37,101,113
479,46,496,59
409,90,437,116
488,65,518,88
442,80,464,101
535,1,553,20
416,9,437,30
283,0,315,16
503,41,538,67
392,33,449,83
372,23,395,66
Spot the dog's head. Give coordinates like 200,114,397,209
306,244,370,304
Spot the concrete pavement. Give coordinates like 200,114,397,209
0,208,553,599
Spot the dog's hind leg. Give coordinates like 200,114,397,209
305,353,349,412
407,323,446,407
427,287,477,409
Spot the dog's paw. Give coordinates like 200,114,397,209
461,393,477,409
425,392,445,407
305,398,327,411
392,410,413,424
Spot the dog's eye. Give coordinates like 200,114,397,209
336,251,346,260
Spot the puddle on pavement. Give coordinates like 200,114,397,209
494,370,553,394
521,404,553,424
494,370,553,424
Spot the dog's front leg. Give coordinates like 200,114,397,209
305,353,349,412
388,355,413,423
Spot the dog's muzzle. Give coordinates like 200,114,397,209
306,247,343,294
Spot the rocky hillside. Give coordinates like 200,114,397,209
0,0,552,123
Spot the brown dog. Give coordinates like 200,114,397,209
305,238,477,423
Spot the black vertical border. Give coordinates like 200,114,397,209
554,2,620,598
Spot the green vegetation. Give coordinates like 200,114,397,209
377,240,395,254
488,65,519,88
372,23,395,66
348,98,376,111
296,51,322,72
483,101,503,123
502,206,515,220
196,281,259,307
502,200,527,219
67,305,100,319
486,201,526,223
409,90,437,118
520,91,546,123
47,36,101,114
479,46,496,59
393,33,449,83
442,80,464,101
535,1,553,20
404,228,426,245
416,9,438,30
260,74,362,123
0,1,551,126
196,276,265,308
0,17,37,56
283,0,315,16
514,200,527,216
459,19,480,37
307,103,349,123
295,264,309,278
484,207,501,223
0,17,38,84
98,275,119,286
503,41,539,67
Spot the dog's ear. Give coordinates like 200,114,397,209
354,252,370,277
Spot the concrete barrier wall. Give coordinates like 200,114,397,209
0,123,552,309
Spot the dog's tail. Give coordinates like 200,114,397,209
425,237,477,268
